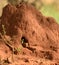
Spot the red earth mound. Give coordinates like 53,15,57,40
0,2,59,65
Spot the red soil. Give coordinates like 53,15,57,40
0,2,59,65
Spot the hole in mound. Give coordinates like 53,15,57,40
40,51,53,60
5,50,8,53
32,31,35,35
3,58,11,64
47,18,50,21
24,58,29,62
44,51,53,60
21,36,29,47
50,46,57,52
46,18,52,24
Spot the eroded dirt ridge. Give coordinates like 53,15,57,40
0,3,59,65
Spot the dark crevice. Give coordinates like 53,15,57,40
21,36,36,53
21,36,29,47
50,46,57,52
40,50,53,60
27,47,36,53
47,18,50,22
3,58,11,64
44,51,53,60
32,31,35,35
46,34,49,39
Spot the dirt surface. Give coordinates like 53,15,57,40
0,2,59,65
